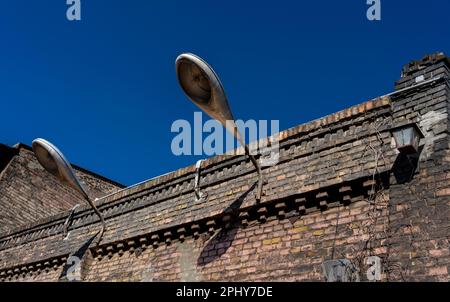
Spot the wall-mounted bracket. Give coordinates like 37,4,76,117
194,160,208,202
63,204,80,240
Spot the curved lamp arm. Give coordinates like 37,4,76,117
32,138,106,242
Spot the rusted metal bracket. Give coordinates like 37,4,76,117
63,204,80,240
194,160,208,202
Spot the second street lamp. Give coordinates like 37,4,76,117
175,53,264,201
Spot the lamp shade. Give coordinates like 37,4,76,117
32,138,89,200
392,124,424,154
176,53,241,143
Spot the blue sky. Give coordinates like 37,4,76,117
1,0,449,186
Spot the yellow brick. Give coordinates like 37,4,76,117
176,204,187,210
291,247,301,254
313,230,324,236
211,273,221,280
271,237,281,244
350,223,360,229
293,220,304,227
293,226,309,233
263,239,272,245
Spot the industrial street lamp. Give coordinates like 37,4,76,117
32,138,106,241
175,53,264,200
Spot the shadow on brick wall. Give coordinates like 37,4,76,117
197,183,256,266
58,233,98,281
392,151,421,184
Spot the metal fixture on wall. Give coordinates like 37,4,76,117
391,123,425,154
175,53,264,200
63,204,80,240
194,159,207,202
32,138,106,242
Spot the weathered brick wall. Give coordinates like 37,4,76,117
0,54,449,282
80,195,391,282
386,53,450,281
0,144,124,234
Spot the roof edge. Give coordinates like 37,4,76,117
12,143,126,189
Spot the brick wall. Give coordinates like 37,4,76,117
0,53,449,282
386,53,450,281
0,144,124,234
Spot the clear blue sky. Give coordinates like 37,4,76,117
1,0,449,186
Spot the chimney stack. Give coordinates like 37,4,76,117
395,52,450,90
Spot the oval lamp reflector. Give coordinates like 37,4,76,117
32,138,88,199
